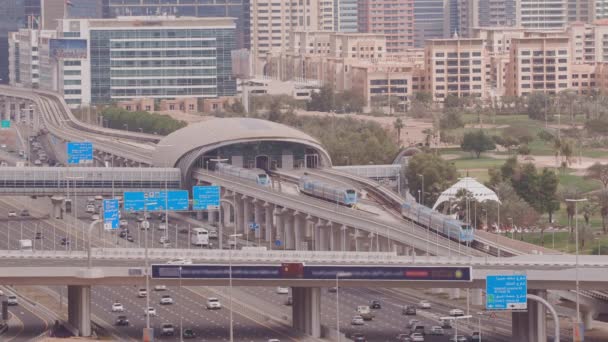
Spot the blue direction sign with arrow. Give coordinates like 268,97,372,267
103,199,120,230
123,190,189,212
67,142,93,164
486,275,527,310
192,186,220,210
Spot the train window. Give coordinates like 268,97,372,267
461,225,471,230
346,190,356,195
258,174,267,180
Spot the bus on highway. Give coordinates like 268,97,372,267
190,227,209,247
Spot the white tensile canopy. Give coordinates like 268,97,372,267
432,177,501,210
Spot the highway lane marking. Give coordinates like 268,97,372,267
185,286,304,342
5,310,24,342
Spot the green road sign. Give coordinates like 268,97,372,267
0,120,10,129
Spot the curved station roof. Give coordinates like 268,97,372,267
152,117,332,172
432,177,501,210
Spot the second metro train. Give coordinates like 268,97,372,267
215,163,270,186
401,200,474,243
298,176,358,206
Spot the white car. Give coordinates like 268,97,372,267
159,236,170,244
91,214,100,220
419,300,432,309
408,319,420,328
166,258,192,265
120,220,128,227
206,298,222,310
111,302,124,312
86,205,96,213
429,326,444,335
158,223,168,230
7,295,17,306
351,315,364,325
160,295,173,305
276,286,289,295
154,285,167,291
410,333,425,342
145,307,157,316
137,288,147,298
208,230,218,239
0,290,4,296
94,195,104,201
7,211,16,217
449,308,465,317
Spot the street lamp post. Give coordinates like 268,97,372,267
143,201,157,335
228,233,242,342
477,311,484,342
418,174,424,205
566,198,588,331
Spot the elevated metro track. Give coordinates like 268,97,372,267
0,86,156,164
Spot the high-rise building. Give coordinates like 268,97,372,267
446,0,479,38
103,0,246,49
414,0,447,48
358,0,415,53
517,0,568,29
567,0,594,23
51,16,236,106
478,0,516,27
334,0,358,32
598,0,608,19
0,0,40,84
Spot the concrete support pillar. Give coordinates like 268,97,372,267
512,310,529,342
340,225,348,251
207,209,216,224
274,208,284,249
353,229,361,252
527,290,547,342
222,202,232,227
196,211,203,220
264,203,273,242
292,287,322,338
243,197,251,234
471,289,483,306
293,212,306,250
4,101,9,121
67,285,92,337
330,224,340,251
253,201,262,240
236,196,245,234
285,214,295,250
583,309,595,331
448,288,461,300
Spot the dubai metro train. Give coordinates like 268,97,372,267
298,176,358,206
401,200,474,243
215,163,271,186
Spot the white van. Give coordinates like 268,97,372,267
19,239,33,251
190,228,209,247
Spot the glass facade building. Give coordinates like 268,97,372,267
102,0,245,48
91,27,235,103
0,0,40,84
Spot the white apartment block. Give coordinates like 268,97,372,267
506,36,571,97
248,0,334,58
424,38,486,102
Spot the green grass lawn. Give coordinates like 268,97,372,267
512,229,608,254
451,156,506,170
558,173,602,194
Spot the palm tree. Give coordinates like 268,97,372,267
393,118,404,146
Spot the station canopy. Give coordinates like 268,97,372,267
432,177,501,210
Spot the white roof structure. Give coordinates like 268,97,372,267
432,177,501,210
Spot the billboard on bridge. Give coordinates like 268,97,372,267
152,264,473,282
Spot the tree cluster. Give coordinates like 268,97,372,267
460,130,496,158
306,85,366,114
487,157,560,223
405,153,459,207
101,107,187,135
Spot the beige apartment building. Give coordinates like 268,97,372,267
424,38,487,102
505,36,571,97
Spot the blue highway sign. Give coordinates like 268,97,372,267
486,275,527,310
67,142,93,164
103,199,120,230
123,190,189,212
193,186,220,210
